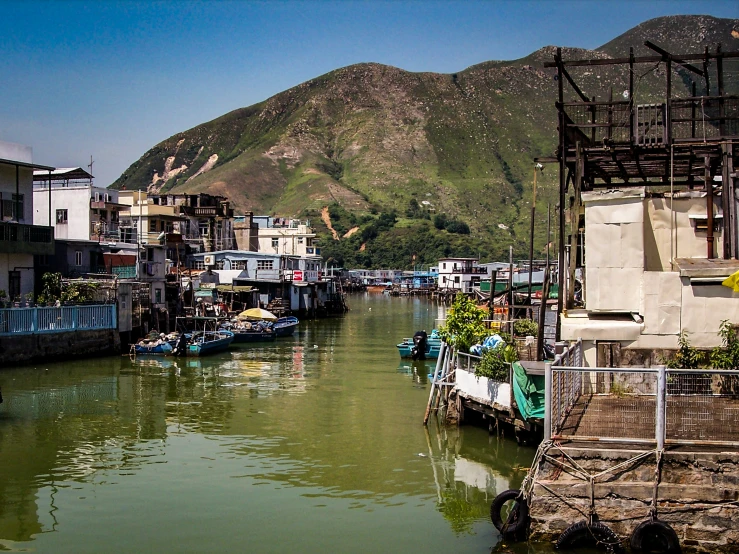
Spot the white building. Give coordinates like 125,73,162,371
561,187,739,366
437,257,487,293
32,168,125,241
0,140,55,301
252,216,319,256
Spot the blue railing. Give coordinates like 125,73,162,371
0,305,117,336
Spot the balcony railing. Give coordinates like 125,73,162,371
0,304,117,336
0,221,54,255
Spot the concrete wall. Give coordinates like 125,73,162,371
0,328,121,365
583,189,644,312
645,196,725,271
528,444,739,552
32,185,92,240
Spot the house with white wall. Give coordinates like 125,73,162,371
0,140,55,301
32,168,126,242
437,257,487,293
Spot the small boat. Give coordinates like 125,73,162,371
134,339,174,355
273,316,299,337
133,331,179,356
221,319,276,343
231,328,277,342
397,329,442,360
186,330,234,357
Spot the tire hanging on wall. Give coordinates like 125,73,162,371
489,489,529,538
555,520,623,552
630,520,681,554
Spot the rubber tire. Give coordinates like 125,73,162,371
490,489,529,537
630,520,681,554
555,520,623,552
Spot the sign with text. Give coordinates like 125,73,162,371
293,270,303,282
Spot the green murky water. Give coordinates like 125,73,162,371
0,293,539,553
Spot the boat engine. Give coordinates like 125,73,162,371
411,330,428,361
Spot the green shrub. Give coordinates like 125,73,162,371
665,331,702,369
711,320,739,369
513,318,538,337
439,293,486,353
475,343,518,381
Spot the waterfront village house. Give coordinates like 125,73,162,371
32,168,126,242
437,257,487,293
0,140,54,302
233,214,319,256
119,192,235,253
561,187,739,366
190,250,332,315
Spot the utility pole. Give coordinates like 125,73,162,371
527,163,543,301
136,189,141,279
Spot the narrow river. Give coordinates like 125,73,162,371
0,293,539,553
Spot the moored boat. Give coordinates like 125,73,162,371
396,329,442,360
133,339,174,356
273,316,299,337
186,330,234,357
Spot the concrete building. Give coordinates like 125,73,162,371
32,168,126,242
436,257,487,293
0,140,54,302
233,214,319,256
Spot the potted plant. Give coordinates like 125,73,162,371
24,292,35,308
0,290,6,308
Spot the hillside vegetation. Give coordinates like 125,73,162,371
111,16,739,268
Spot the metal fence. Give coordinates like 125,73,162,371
0,305,117,336
545,343,739,446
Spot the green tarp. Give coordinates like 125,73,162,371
512,361,545,420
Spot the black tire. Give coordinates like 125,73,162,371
490,489,529,537
556,520,623,552
630,520,681,554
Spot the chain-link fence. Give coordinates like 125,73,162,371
546,355,739,446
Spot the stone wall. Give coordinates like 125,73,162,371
0,330,121,365
528,443,739,552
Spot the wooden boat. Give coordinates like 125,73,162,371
185,330,234,357
396,329,442,359
273,316,299,337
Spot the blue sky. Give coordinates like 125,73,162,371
1,0,737,186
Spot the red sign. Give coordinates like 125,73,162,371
293,270,303,282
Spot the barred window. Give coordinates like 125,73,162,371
57,209,68,224
257,260,273,270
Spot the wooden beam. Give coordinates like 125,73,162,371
644,40,706,77
543,50,739,68
560,65,590,103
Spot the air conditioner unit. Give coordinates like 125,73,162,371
203,255,215,266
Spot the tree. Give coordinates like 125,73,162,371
439,293,486,353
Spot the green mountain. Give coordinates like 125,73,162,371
111,15,739,268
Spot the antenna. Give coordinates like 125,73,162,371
88,155,94,183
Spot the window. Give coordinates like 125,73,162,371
154,288,162,304
56,209,68,224
257,260,273,270
298,237,304,244
442,263,447,270
146,248,154,262
111,211,119,222
149,219,157,232
272,238,279,249
2,194,24,220
75,251,82,266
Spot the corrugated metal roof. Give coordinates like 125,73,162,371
33,167,93,180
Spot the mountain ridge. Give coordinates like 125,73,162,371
111,15,739,268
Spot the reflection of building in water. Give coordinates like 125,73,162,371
453,456,510,494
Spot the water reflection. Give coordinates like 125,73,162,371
0,294,538,553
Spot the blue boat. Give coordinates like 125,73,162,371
396,329,442,360
186,330,234,357
274,316,299,337
133,340,174,356
231,328,276,343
